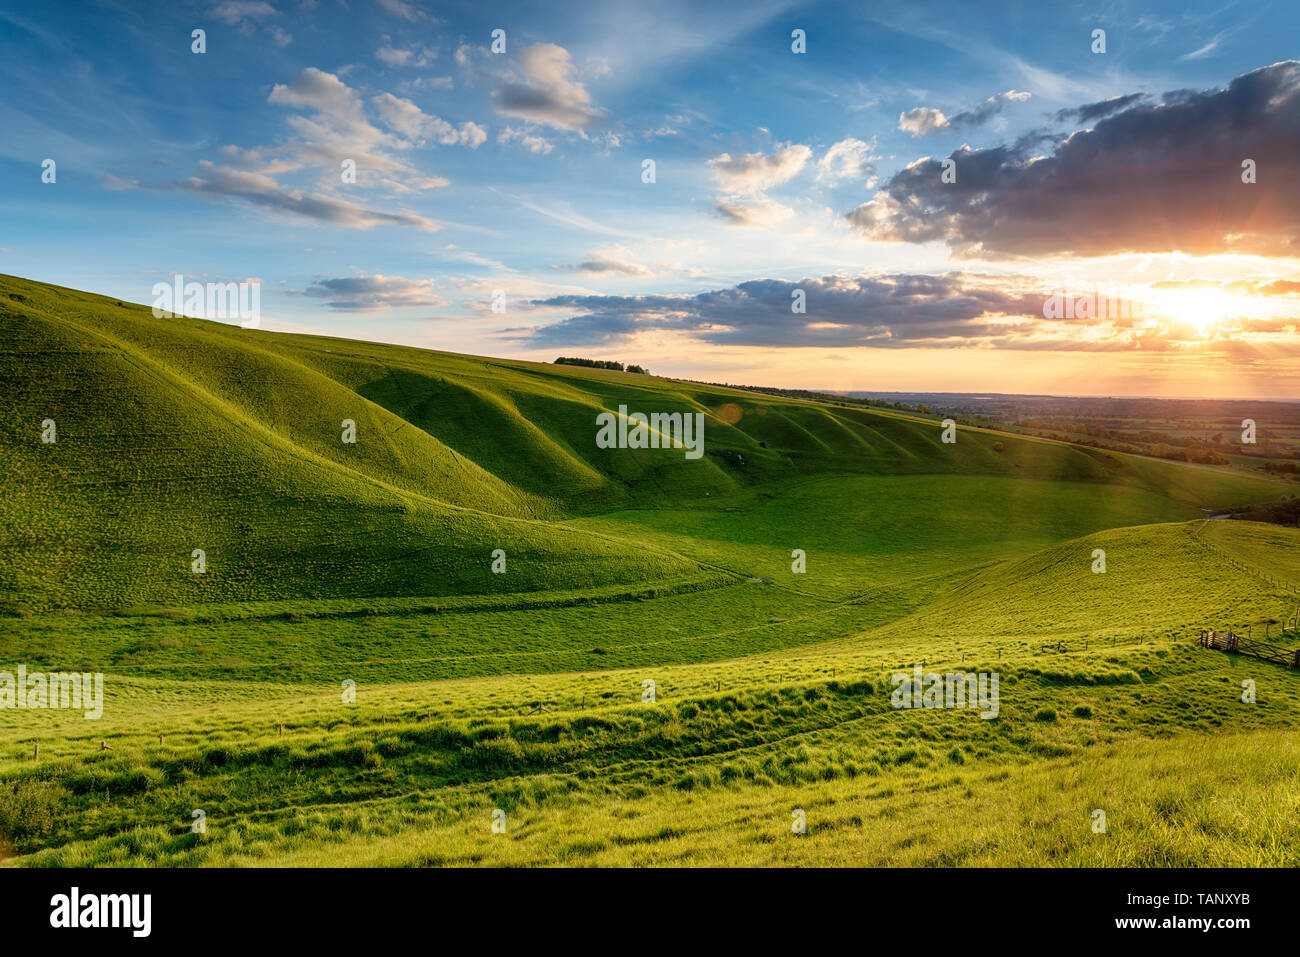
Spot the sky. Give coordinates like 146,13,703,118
2,0,1299,398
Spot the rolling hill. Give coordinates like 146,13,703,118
0,273,1284,611
2,273,1298,868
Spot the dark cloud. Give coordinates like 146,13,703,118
1054,93,1148,124
165,165,440,229
851,61,1300,259
899,90,1031,136
947,90,1031,128
510,270,1300,355
568,255,653,276
299,274,446,310
517,274,1044,348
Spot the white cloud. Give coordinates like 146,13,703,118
374,0,424,21
268,67,362,116
493,43,602,131
587,130,622,150
376,44,436,68
707,144,811,229
158,162,441,230
709,145,812,194
371,93,486,147
566,248,654,277
713,194,796,228
1180,36,1223,60
404,76,454,91
816,138,876,187
898,106,949,135
377,46,412,67
210,2,278,26
558,243,706,278
498,126,554,154
439,244,510,270
261,68,477,190
121,65,496,228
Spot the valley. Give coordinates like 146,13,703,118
2,274,1298,867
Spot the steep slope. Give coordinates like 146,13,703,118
0,273,1286,610
0,280,703,608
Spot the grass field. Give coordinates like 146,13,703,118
2,274,1298,867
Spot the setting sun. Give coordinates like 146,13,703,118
1150,286,1248,333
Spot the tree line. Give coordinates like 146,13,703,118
554,357,650,374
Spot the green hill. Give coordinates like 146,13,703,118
0,273,1283,610
3,273,1299,868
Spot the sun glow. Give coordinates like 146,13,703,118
1150,287,1247,333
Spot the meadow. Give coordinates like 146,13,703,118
2,273,1298,866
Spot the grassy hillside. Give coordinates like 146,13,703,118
4,521,1299,866
1,274,1283,610
2,273,1298,868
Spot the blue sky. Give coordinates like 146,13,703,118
2,0,1298,396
